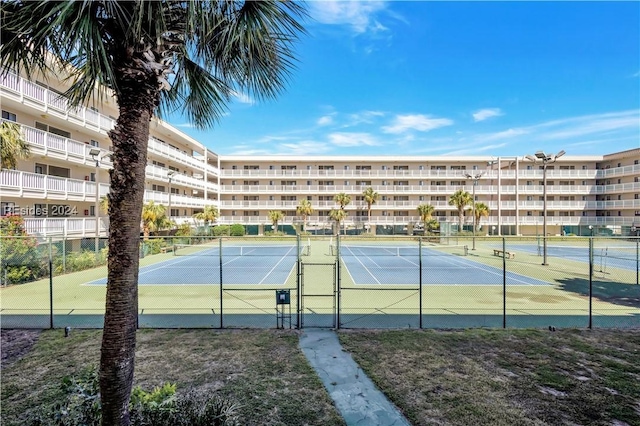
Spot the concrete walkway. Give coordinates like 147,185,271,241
299,329,411,426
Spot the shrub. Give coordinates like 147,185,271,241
27,369,239,426
229,224,245,236
212,225,230,236
0,215,48,285
143,238,166,255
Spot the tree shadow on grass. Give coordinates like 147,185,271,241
556,277,640,309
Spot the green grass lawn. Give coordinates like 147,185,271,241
339,328,640,426
2,328,639,426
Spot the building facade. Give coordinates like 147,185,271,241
2,68,639,239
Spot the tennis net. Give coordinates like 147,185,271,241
330,243,468,257
174,243,310,257
538,245,638,260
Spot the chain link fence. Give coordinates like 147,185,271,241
1,235,638,329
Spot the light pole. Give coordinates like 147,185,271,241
525,150,565,265
167,170,175,224
464,172,484,250
89,148,101,254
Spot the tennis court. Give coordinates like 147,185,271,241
335,243,549,286
507,243,639,271
86,242,308,285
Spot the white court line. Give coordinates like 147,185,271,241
431,254,546,285
258,246,297,285
343,247,381,285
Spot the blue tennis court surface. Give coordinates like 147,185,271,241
86,246,298,285
506,244,638,271
340,245,548,286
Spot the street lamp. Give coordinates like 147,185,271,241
167,170,175,223
89,148,101,254
464,172,485,250
524,150,565,265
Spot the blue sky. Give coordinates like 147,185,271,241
171,1,640,157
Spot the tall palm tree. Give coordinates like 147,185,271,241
268,210,285,233
334,193,351,234
0,2,306,423
193,205,219,227
0,121,29,169
361,187,378,233
448,189,473,234
328,208,348,235
474,202,490,234
334,192,351,210
416,203,435,232
296,199,313,232
141,201,167,240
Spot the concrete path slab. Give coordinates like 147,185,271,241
299,329,411,426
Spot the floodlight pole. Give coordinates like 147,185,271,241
167,171,175,224
464,172,484,251
525,150,565,266
89,149,101,255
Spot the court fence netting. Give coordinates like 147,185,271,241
1,234,638,330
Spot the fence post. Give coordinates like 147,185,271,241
219,237,223,329
296,234,301,329
336,233,340,330
636,236,640,285
502,237,506,329
419,237,423,329
49,237,53,329
588,236,593,329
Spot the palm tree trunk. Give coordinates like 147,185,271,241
100,84,156,425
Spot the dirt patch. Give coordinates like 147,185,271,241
1,329,41,369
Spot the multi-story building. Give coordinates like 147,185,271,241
2,68,639,241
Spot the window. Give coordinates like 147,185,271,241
344,165,350,170
35,163,46,174
90,140,99,147
319,165,334,170
419,165,424,171
419,196,424,201
90,206,96,216
232,165,237,170
2,110,17,121
1,202,16,216
244,165,259,170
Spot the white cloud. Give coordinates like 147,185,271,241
317,115,334,126
532,110,639,141
328,132,380,147
231,90,254,105
278,141,333,155
346,110,385,126
309,1,389,34
472,108,503,122
382,114,453,134
632,70,640,78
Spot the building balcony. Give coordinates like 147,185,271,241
0,170,109,201
22,217,109,239
143,190,218,209
145,164,218,192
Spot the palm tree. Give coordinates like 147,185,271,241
361,187,378,233
99,196,109,214
0,121,29,169
193,205,219,227
416,204,435,232
268,210,285,233
296,199,314,232
334,193,351,234
1,3,306,423
334,192,351,210
448,189,473,234
328,208,348,235
141,201,167,240
474,202,490,234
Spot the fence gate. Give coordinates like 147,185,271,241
300,262,337,328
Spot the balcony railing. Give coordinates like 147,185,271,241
0,170,108,200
